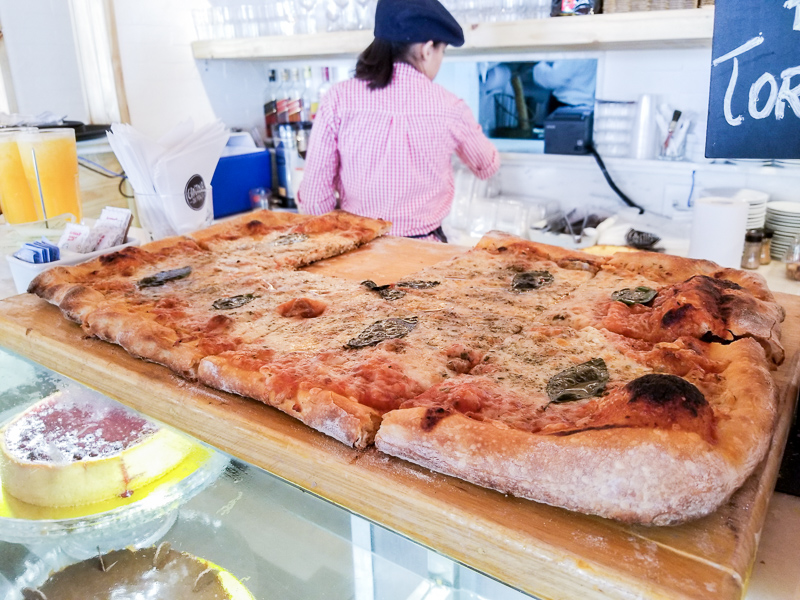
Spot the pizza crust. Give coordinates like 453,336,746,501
375,338,777,525
84,305,205,379
197,355,382,448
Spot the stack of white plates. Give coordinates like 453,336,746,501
741,190,769,229
765,201,800,260
774,160,800,169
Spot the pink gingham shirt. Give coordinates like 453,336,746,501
297,62,500,238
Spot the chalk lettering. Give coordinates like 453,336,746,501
723,58,745,125
749,72,779,119
713,36,765,126
785,0,800,31
712,35,765,67
714,36,800,124
776,66,800,118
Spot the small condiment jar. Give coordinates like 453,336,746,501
741,229,764,270
784,234,800,281
760,228,773,265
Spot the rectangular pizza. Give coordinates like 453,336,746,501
27,210,785,526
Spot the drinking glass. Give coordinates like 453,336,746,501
495,199,527,237
333,0,358,30
265,0,296,35
355,0,376,29
461,0,481,24
479,0,498,22
449,163,475,232
191,9,212,41
0,128,38,224
297,0,319,33
326,0,343,31
263,0,282,35
236,4,260,37
209,6,235,39
16,128,82,222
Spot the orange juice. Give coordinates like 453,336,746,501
0,129,38,224
17,128,82,222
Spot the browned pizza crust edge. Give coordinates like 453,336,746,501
374,338,777,526
197,355,382,448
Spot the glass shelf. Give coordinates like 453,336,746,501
0,347,533,600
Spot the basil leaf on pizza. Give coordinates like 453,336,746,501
511,271,554,292
346,317,419,348
212,294,256,310
137,266,192,288
545,358,609,405
611,286,657,305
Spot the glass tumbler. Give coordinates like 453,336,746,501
0,127,38,224
16,128,82,222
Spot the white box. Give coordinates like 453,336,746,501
6,230,145,296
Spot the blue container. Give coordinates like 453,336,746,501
210,149,272,218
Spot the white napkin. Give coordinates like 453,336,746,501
106,119,229,239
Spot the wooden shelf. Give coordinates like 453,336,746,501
191,8,714,61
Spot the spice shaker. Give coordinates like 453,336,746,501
760,228,773,265
784,234,800,281
741,229,763,270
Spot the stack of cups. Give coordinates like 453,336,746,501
593,100,638,158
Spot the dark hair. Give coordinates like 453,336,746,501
355,38,413,90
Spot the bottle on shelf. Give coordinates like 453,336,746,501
300,66,314,123
263,69,278,145
551,0,601,16
312,66,332,120
276,69,291,126
287,68,304,124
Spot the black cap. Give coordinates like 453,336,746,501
374,0,465,47
745,229,764,243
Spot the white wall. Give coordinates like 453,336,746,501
0,0,87,121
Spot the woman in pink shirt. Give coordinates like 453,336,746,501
297,0,500,242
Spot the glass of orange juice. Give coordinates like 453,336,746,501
17,128,82,222
0,127,39,224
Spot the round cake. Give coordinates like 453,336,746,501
0,390,195,507
24,542,254,599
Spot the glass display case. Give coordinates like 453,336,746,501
0,346,531,600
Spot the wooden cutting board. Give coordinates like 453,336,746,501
0,236,798,600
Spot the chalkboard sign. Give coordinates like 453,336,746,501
705,0,800,159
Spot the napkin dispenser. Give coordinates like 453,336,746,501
210,149,272,218
544,107,594,155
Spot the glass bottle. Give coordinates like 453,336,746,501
299,66,314,123
287,68,303,123
760,228,773,265
312,66,332,120
784,234,800,281
276,69,291,125
263,69,278,144
741,229,763,270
